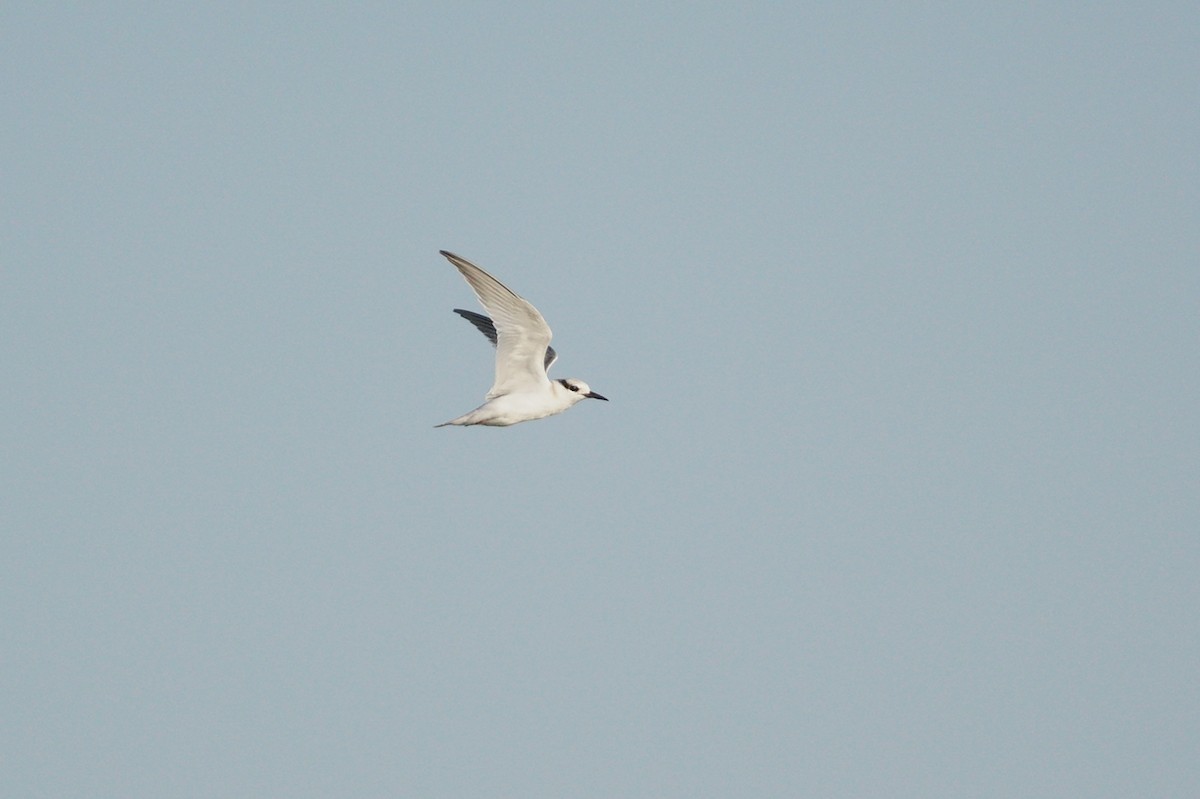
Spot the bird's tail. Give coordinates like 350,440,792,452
434,412,471,428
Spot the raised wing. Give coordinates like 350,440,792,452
453,309,558,373
440,251,554,398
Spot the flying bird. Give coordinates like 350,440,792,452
435,250,608,427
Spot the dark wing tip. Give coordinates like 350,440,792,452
453,308,499,346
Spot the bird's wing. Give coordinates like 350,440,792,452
440,251,554,398
453,309,559,373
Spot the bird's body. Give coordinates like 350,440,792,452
435,251,607,427
435,378,600,427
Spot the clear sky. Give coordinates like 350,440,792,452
4,3,1198,797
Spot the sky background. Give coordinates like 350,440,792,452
4,3,1198,797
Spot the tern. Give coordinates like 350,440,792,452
435,250,608,427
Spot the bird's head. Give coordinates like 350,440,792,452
557,378,608,403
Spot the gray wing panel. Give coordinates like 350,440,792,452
453,308,498,345
453,309,557,373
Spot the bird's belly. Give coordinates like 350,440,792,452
476,392,566,426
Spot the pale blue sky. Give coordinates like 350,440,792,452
4,3,1198,797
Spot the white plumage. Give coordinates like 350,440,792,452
435,251,607,427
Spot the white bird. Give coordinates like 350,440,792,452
435,250,608,427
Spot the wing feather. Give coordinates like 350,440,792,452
453,309,558,373
440,251,554,398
